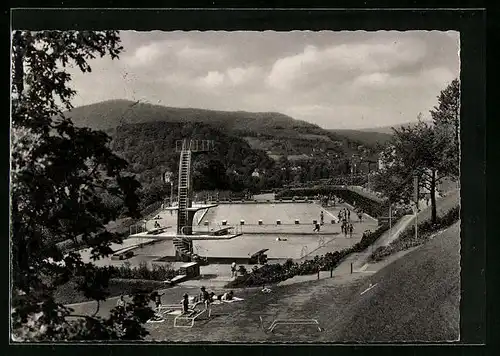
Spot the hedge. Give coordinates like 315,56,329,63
108,261,176,281
226,220,395,288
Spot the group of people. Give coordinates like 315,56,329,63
137,286,235,318
182,286,235,316
338,208,355,238
341,220,354,238
317,194,338,208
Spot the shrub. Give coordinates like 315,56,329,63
238,266,248,275
109,261,176,281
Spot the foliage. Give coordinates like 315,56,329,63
10,30,151,341
430,78,460,178
109,261,176,281
373,80,459,224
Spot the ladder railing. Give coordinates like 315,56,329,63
177,147,192,234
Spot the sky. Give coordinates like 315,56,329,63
69,30,460,130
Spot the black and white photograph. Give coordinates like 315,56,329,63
10,19,464,343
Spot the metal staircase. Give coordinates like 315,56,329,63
177,146,192,235
173,139,215,261
173,235,193,257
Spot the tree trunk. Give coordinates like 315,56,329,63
430,169,437,224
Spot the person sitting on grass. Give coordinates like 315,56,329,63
181,293,195,316
151,291,164,312
116,294,126,309
193,286,212,315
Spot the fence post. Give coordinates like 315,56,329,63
350,263,353,274
330,267,333,278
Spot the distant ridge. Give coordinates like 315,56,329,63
356,121,431,135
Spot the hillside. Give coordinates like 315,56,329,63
328,129,393,147
333,221,460,341
64,100,379,157
109,120,277,207
65,99,317,136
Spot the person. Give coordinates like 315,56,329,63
344,223,348,238
320,211,324,225
116,294,126,309
347,209,351,221
193,286,212,315
222,290,234,301
231,261,237,278
154,291,164,311
154,221,160,229
358,211,363,223
313,222,320,232
349,223,354,238
181,293,190,314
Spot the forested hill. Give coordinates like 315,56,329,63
64,99,317,136
110,121,276,206
64,99,389,155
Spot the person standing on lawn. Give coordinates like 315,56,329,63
231,261,237,278
320,211,324,225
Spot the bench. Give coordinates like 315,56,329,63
248,249,269,264
212,227,232,236
170,275,187,285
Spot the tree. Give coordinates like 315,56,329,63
11,31,153,341
373,119,452,224
430,78,460,179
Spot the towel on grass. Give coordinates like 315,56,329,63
212,297,245,305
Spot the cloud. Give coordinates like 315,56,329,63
352,67,455,89
124,42,162,67
266,38,427,90
266,45,319,89
197,71,225,88
70,31,460,129
194,66,263,90
123,38,226,68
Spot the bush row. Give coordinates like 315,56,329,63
370,206,460,262
108,261,177,281
226,221,394,288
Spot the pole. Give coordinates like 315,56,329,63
389,202,392,236
414,202,418,241
170,181,173,207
